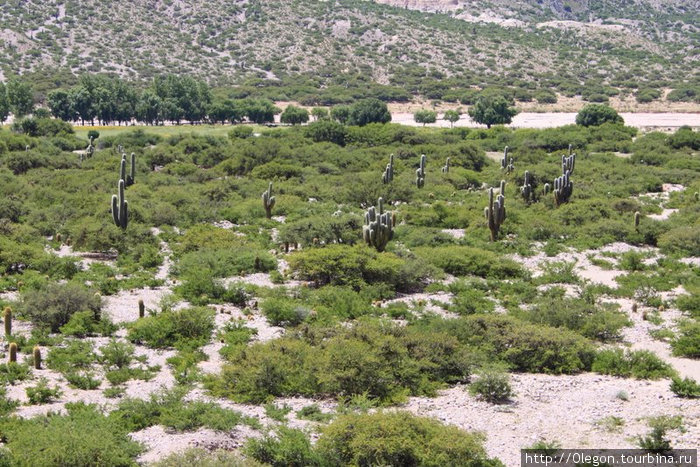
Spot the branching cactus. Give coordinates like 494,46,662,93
262,182,276,219
553,171,573,206
520,170,533,203
111,179,128,229
441,157,450,174
501,147,514,174
382,154,394,184
363,197,394,252
416,154,426,188
562,153,575,175
484,180,506,241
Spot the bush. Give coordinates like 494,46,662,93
468,367,514,404
26,377,62,404
592,348,675,379
20,282,101,332
261,297,310,327
127,307,215,348
0,403,141,466
348,98,391,126
670,376,700,398
245,427,322,467
316,411,501,467
414,246,524,279
151,449,263,467
671,320,700,358
575,104,624,127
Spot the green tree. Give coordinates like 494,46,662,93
47,89,73,121
348,98,391,126
136,90,163,125
69,86,95,125
443,109,461,128
6,79,34,117
241,98,279,124
311,107,329,121
280,105,310,125
0,82,9,122
575,104,624,127
330,105,351,124
414,109,437,126
468,95,517,129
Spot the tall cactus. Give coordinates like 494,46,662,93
501,146,514,174
382,154,394,184
120,153,136,187
262,182,276,219
416,154,426,188
441,157,450,174
363,197,394,252
33,346,41,369
561,152,575,175
485,180,506,241
111,179,128,229
520,170,533,203
553,170,573,206
3,307,11,337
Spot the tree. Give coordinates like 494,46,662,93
468,95,517,129
69,86,95,125
136,90,163,125
575,104,624,127
414,109,437,126
208,99,242,124
304,121,347,146
241,98,279,124
311,107,329,121
348,98,391,126
47,89,73,121
330,105,351,124
443,109,461,128
280,105,310,125
0,82,9,123
6,79,34,117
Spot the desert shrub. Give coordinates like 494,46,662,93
288,244,433,292
176,273,247,306
26,377,62,404
0,403,141,466
450,288,495,315
65,371,102,390
592,348,675,379
671,320,700,358
0,363,31,385
414,246,524,279
0,388,18,416
670,376,700,398
420,315,596,374
59,310,116,337
127,307,215,348
658,226,700,256
47,340,97,373
245,427,322,467
468,367,514,404
99,339,136,369
152,449,263,467
575,104,623,127
261,297,311,327
316,411,501,467
668,126,700,150
296,404,333,423
676,293,700,319
20,282,102,332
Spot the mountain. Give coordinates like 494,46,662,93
0,0,697,98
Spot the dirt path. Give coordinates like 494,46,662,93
391,112,700,130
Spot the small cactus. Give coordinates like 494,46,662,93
262,182,276,219
33,346,41,369
111,179,128,229
520,170,533,203
363,197,394,252
553,171,573,206
8,342,17,363
485,180,507,242
632,302,638,313
416,154,426,188
3,307,11,337
544,183,551,195
441,157,450,174
382,154,394,184
138,299,145,318
634,211,641,229
501,147,514,174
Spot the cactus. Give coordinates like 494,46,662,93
111,179,128,229
561,152,575,175
363,197,394,252
33,346,41,369
85,137,95,159
501,146,514,174
544,183,551,195
520,170,533,203
138,299,145,319
416,154,426,188
8,342,17,363
382,154,394,184
441,157,450,174
634,211,641,229
553,170,573,206
3,307,11,337
262,182,276,219
120,153,136,187
485,180,506,241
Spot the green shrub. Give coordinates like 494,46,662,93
670,376,700,398
658,226,700,256
414,246,524,279
592,349,675,379
261,297,311,327
0,363,31,385
59,310,116,337
245,427,322,467
26,377,62,404
0,403,141,466
47,340,97,373
575,104,623,127
316,411,502,467
127,307,215,348
671,320,700,358
20,282,101,332
468,367,514,404
151,449,263,467
296,404,333,423
65,371,102,390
